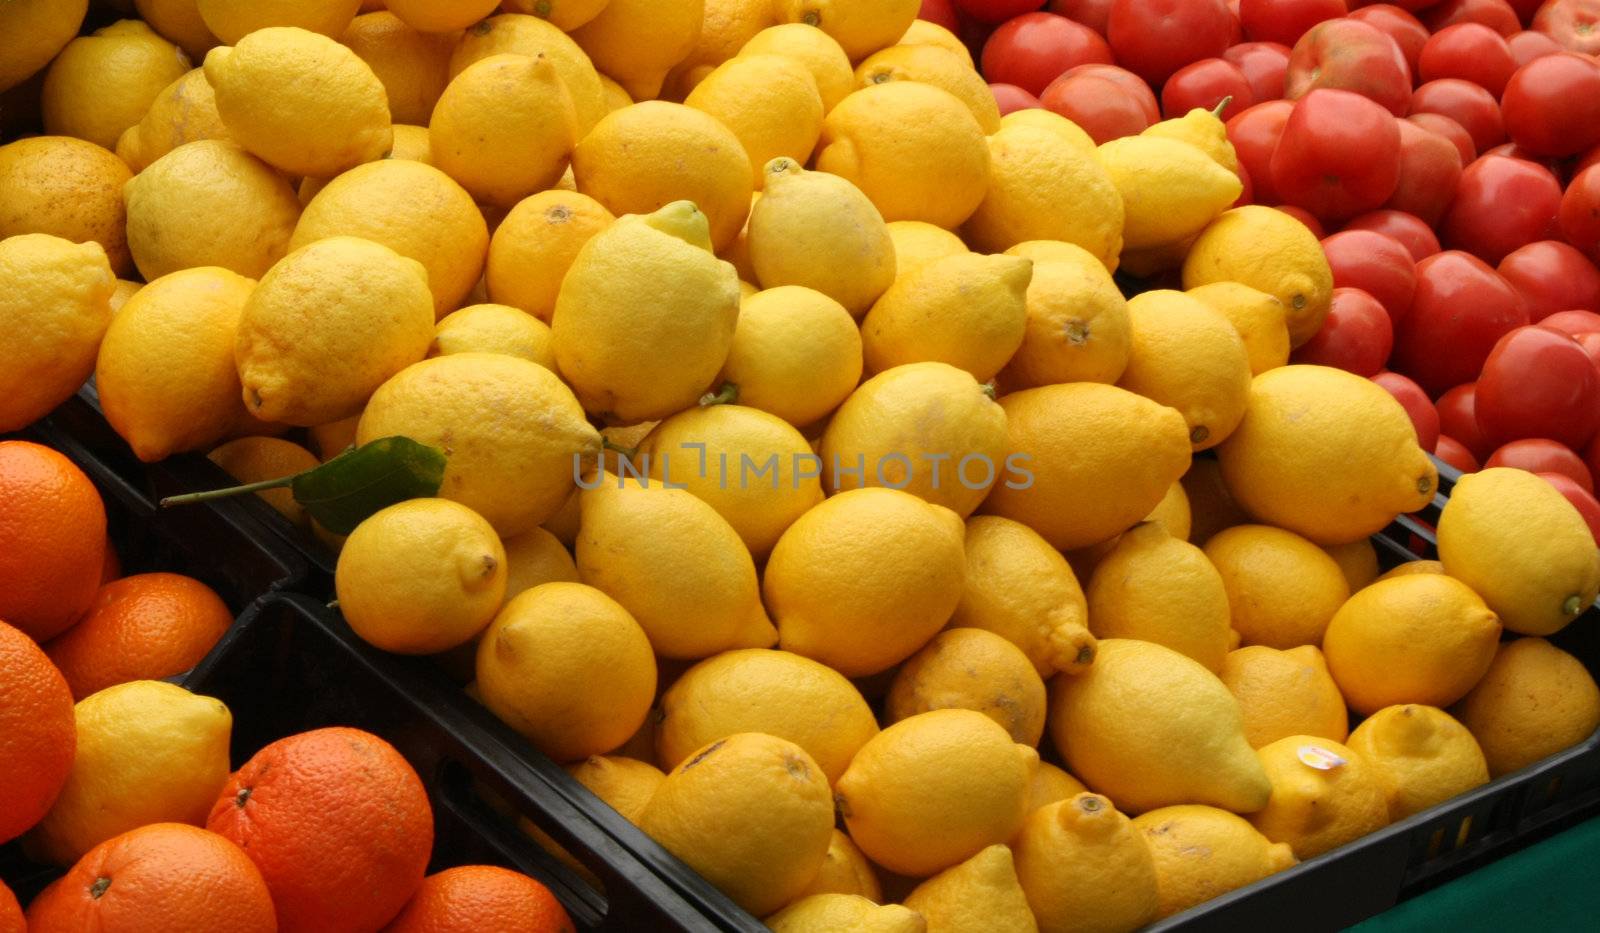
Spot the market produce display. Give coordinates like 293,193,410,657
4,0,1600,930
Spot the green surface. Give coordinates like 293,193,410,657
1352,816,1600,931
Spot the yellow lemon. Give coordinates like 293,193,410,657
430,303,554,369
897,19,974,67
1220,645,1349,749
0,136,133,276
296,123,434,204
740,23,854,112
1049,639,1272,814
1378,559,1445,582
500,527,580,600
719,285,864,428
501,0,610,32
1183,206,1334,347
42,20,189,153
854,44,1000,133
1098,136,1242,251
485,190,613,323
109,279,142,313
196,0,362,44
0,234,114,434
1324,538,1381,592
748,159,896,317
1453,637,1600,777
1001,108,1097,153
1013,794,1160,933
768,895,923,932
1347,705,1489,820
570,0,702,101
1133,805,1296,919
1143,102,1240,172
902,844,1036,933
999,243,1131,388
383,0,499,33
308,415,361,462
775,0,919,61
207,436,319,525
117,68,229,173
599,74,633,111
0,0,88,93
1119,289,1252,450
887,629,1047,747
1187,281,1291,377
430,53,577,209
964,124,1124,268
664,0,778,98
1183,455,1251,546
1204,524,1351,649
1087,522,1234,672
1147,481,1193,539
449,14,607,137
133,0,220,59
887,221,969,278
1323,574,1502,715
522,753,666,882
686,55,823,190
1248,736,1390,858
862,253,1031,383
340,12,455,125
793,830,883,902
1021,763,1089,820
476,582,657,761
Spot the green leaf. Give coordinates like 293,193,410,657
290,436,447,534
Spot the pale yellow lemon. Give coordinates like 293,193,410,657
854,44,1000,133
902,844,1036,933
1119,289,1252,450
1143,103,1241,175
0,235,115,434
792,830,883,902
739,23,854,112
117,68,229,173
886,221,968,278
429,304,554,369
1087,522,1234,672
1000,108,1097,154
896,19,974,67
664,0,778,98
1097,136,1242,251
686,55,823,189
768,895,923,932
1183,206,1334,348
719,285,863,428
862,253,1031,383
1188,281,1291,376
42,20,189,153
965,124,1124,269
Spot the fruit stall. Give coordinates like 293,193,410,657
4,1,1600,931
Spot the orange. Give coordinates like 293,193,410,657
0,441,107,641
45,572,234,700
26,822,276,933
207,726,433,933
382,865,576,933
0,619,76,844
99,534,121,584
0,878,20,933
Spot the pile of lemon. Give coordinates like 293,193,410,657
5,1,1600,929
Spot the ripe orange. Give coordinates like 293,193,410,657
382,865,577,933
208,726,434,933
26,822,276,933
100,534,121,584
0,619,76,844
0,877,22,933
45,572,234,699
0,441,107,641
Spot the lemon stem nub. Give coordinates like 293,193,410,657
1079,795,1103,813
1565,595,1584,617
1190,425,1210,446
701,382,740,407
1210,97,1233,118
90,877,111,899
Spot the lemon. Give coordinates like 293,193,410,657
570,0,702,101
984,383,1192,551
1220,646,1349,749
964,125,1124,268
1217,365,1438,545
41,19,189,155
854,44,1000,134
1147,481,1193,540
486,191,613,323
430,53,577,209
476,582,657,762
292,126,433,209
1022,764,1089,821
0,0,87,93
748,159,897,318
30,682,231,866
383,0,498,32
447,18,605,137
1323,574,1502,715
430,304,555,369
720,285,863,428
1050,639,1271,814
1183,206,1334,347
1248,736,1390,858
794,830,883,901
204,27,392,179
196,0,362,43
817,82,989,230
358,353,603,535
0,137,133,276
664,0,778,98
1133,805,1296,919
776,0,919,61
1324,538,1381,592
902,844,1035,932
999,243,1131,389
116,67,229,173
1454,637,1600,777
1204,524,1351,649
599,74,633,110
740,23,854,112
862,253,1031,383
1099,135,1242,251
1000,109,1097,153
1122,291,1253,453
501,527,580,600
897,19,975,67
687,56,822,191
523,753,666,882
0,234,114,434
340,12,455,128
553,201,742,423
1183,455,1251,546
1087,523,1235,672
765,488,966,678
768,895,924,932
110,279,143,313
640,733,835,917
501,0,610,31
886,221,968,278
1012,794,1160,933
1378,560,1445,582
208,436,320,525
887,629,1047,747
1187,282,1290,377
134,0,220,59
1347,705,1489,820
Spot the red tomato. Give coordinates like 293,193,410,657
1285,19,1412,116
1049,0,1114,34
1322,230,1417,325
1438,383,1497,460
1498,241,1600,321
1349,5,1431,72
990,83,1043,114
1277,205,1327,237
1435,435,1482,472
955,0,1049,25
1385,119,1465,228
1290,287,1395,375
1485,439,1595,487
1481,142,1569,182
1418,24,1517,97
1503,0,1548,21
1393,250,1530,396
1239,0,1347,47
1039,72,1151,142
1574,331,1600,373
1373,371,1443,451
1501,54,1600,159
1476,325,1600,448
1162,59,1254,120
919,0,963,31
1271,90,1401,222
1536,473,1600,544
1106,0,1234,85
983,13,1114,97
1063,63,1160,121
1586,430,1600,489
1344,210,1442,261
1560,165,1600,260
1409,80,1505,154
1425,0,1521,36
1535,0,1600,55
1226,100,1294,204
1508,30,1565,66
1222,41,1292,101
1542,309,1600,337
1441,155,1563,266
1405,113,1476,165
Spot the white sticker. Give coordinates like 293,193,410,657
1298,745,1347,771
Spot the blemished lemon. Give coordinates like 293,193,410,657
686,55,822,190
336,499,507,654
501,0,610,31
821,363,1007,517
1133,806,1296,919
0,0,87,93
0,234,114,434
817,82,990,230
984,383,1192,551
1087,522,1235,673
204,27,392,179
42,20,188,154
1347,705,1489,820
719,286,863,428
383,0,499,33
340,12,454,127
794,830,883,901
449,14,607,138
1187,282,1290,377
887,629,1047,747
500,527,579,600
1322,574,1502,715
1220,646,1349,749
639,733,835,917
1204,524,1351,649
836,710,1036,878
485,191,613,324
1119,290,1252,450
132,0,219,59
949,516,1096,678
0,136,133,276
116,68,229,173
768,895,924,933
553,201,742,423
358,353,603,535
1248,736,1390,859
570,0,702,101
999,243,1131,388
1324,538,1381,592
30,682,231,866
208,436,320,525
1013,794,1160,933
964,124,1124,269
1183,455,1252,546
775,0,919,61
1097,137,1242,251
430,53,577,209
765,488,967,678
740,23,854,112
854,44,1000,133
655,649,878,784
97,267,255,463
476,583,656,762
903,844,1036,933
663,0,777,98
896,19,975,66
1216,365,1438,545
577,476,777,660
1439,467,1600,636
1454,638,1600,777
1183,206,1334,348
862,253,1031,383
430,303,555,369
887,221,969,278
748,159,897,318
196,0,362,44
1050,639,1272,814
1147,481,1193,540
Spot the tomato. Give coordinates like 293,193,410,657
1435,435,1482,473
1349,5,1431,73
1049,0,1114,34
1498,241,1600,321
1441,155,1563,266
1039,72,1151,143
1291,287,1395,375
1322,230,1417,325
1371,372,1441,451
1508,30,1565,66
919,0,963,31
1542,309,1600,337
955,0,1050,25
1239,0,1347,47
1424,0,1521,36
1393,251,1530,396
1222,41,1292,101
1384,119,1465,228
1272,90,1401,222
1502,0,1548,22
1536,473,1600,544
1560,165,1600,260
983,14,1113,97
1586,431,1600,489
1409,80,1505,154
1476,325,1600,448
1405,113,1476,166
1485,439,1594,487
1277,205,1326,238
1285,19,1412,116
990,83,1043,115
1574,331,1600,374
1226,100,1293,205
1501,54,1600,161
1106,0,1234,85
1162,59,1254,120
1438,383,1497,460
1418,24,1517,97
1344,210,1441,261
1063,63,1160,122
1481,143,1569,182
1535,0,1600,55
